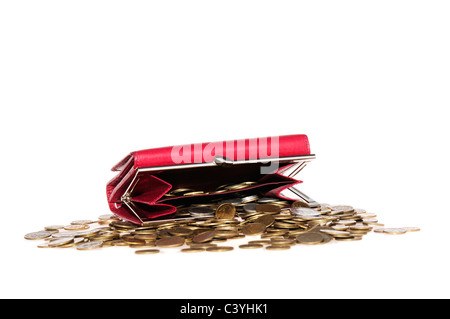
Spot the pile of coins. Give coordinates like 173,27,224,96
24,192,420,254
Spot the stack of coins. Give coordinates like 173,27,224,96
24,192,420,254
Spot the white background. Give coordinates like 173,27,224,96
1,1,449,299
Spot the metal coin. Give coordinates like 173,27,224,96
243,203,257,213
24,230,56,240
239,244,263,249
215,203,236,219
44,225,65,231
403,227,421,232
155,236,185,248
266,245,291,251
290,207,321,217
48,237,75,247
382,228,407,235
76,241,103,250
331,205,354,213
240,195,259,203
64,224,89,231
291,201,311,208
188,206,214,216
254,214,275,227
296,232,325,244
192,230,216,243
135,249,160,255
168,227,193,237
70,220,95,225
206,246,234,252
241,222,266,235
255,204,281,214
319,229,352,237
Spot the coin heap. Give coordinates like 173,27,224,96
24,186,420,254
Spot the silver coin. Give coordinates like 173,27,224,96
219,198,243,205
48,237,75,247
240,195,259,203
71,220,95,225
290,207,322,217
243,203,257,213
51,231,83,238
257,197,278,203
382,228,407,234
24,230,56,240
188,206,215,216
76,241,103,250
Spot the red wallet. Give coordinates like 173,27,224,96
106,134,317,225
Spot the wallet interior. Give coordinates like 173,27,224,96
122,162,298,223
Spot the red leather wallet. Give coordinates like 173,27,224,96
107,134,317,225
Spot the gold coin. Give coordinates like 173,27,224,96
189,243,217,249
291,201,311,208
403,227,421,232
155,236,185,248
254,214,275,227
181,248,205,253
183,191,205,196
266,245,291,251
121,236,146,245
241,222,266,236
239,244,263,249
270,239,296,246
168,227,193,237
215,203,236,219
192,230,216,243
214,230,239,239
296,232,324,244
44,225,65,231
134,233,157,240
248,240,271,245
206,246,234,252
135,249,160,255
255,204,281,214
335,236,362,241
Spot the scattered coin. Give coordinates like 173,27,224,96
155,236,185,248
76,241,103,250
381,228,407,235
24,231,56,240
241,222,266,235
64,224,89,231
239,244,263,249
266,245,291,251
215,203,236,219
24,190,418,255
44,225,65,231
135,249,160,255
192,230,216,243
296,232,325,244
206,246,234,252
48,237,75,247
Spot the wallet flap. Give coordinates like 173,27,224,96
131,134,311,169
